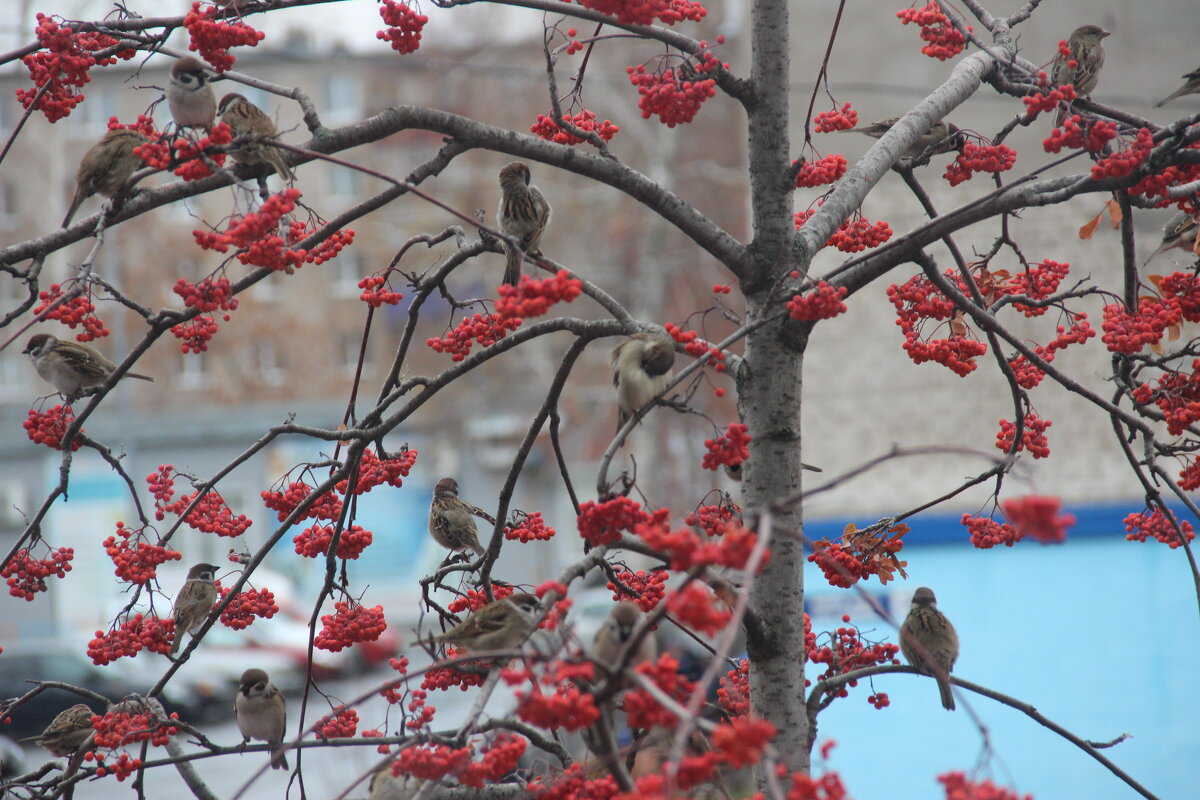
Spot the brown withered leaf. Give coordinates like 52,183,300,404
841,522,909,585
1079,197,1123,240
949,310,969,338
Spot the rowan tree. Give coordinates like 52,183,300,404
0,0,1196,799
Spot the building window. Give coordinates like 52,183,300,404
178,352,208,389
323,74,362,124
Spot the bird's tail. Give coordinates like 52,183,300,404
1155,88,1188,108
124,373,155,383
937,677,956,711
270,747,289,770
502,244,521,287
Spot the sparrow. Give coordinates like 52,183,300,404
368,768,425,800
1156,66,1200,107
591,601,657,684
62,128,148,227
217,93,294,182
428,478,486,557
1050,25,1110,124
167,56,217,130
25,704,94,756
235,668,288,770
23,334,153,399
611,333,675,430
842,117,964,159
1144,212,1199,265
899,587,959,711
170,563,218,656
434,593,541,653
497,161,552,286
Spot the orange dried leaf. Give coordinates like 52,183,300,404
1105,197,1123,229
1079,211,1103,240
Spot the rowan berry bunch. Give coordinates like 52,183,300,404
182,2,265,72
665,322,728,371
888,270,988,376
87,613,172,665
317,707,359,738
104,522,180,584
24,405,83,451
377,0,429,54
286,221,356,266
795,209,893,253
262,480,343,522
943,142,1017,186
218,586,279,629
92,706,178,750
702,423,750,470
1091,128,1153,181
33,284,108,341
1023,83,1076,119
293,523,374,559
623,653,696,728
2,546,74,600
665,583,730,635
606,568,667,610
1158,272,1200,322
809,523,907,588
505,510,556,542
148,466,178,520
685,500,738,537
512,678,600,732
1124,508,1195,548
529,763,618,800
1130,154,1200,201
1003,259,1071,316
457,735,527,788
808,614,900,693
426,313,522,361
778,766,851,800
1043,116,1117,155
577,496,665,548
448,585,514,615
1178,459,1200,491
495,271,583,320
938,772,1032,800
338,448,418,495
794,154,848,188
1101,297,1181,354
896,1,969,60
961,513,1021,548
161,489,252,538
787,280,849,321
17,14,132,122
717,658,750,717
194,189,312,272
315,600,387,652
530,110,619,146
627,52,720,127
578,0,707,27
421,658,487,692
358,274,404,307
174,276,238,316
814,102,858,132
1132,359,1200,435
86,751,142,782
1008,318,1094,389
995,412,1051,458
1000,495,1075,543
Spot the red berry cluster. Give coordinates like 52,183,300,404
1132,359,1200,435
505,510,556,542
495,271,584,319
23,405,82,451
137,122,233,180
903,330,987,376
339,448,418,495
787,280,849,321
458,735,527,788
377,0,428,54
33,284,108,341
529,764,618,800
639,518,763,571
995,413,1051,458
1159,271,1200,322
717,658,750,717
578,0,706,26
358,275,404,307
317,706,358,738
938,771,1032,800
421,658,487,692
515,682,600,732
285,221,356,266
1004,259,1071,316
1023,83,1077,120
530,110,619,146
577,496,664,548
1044,116,1118,155
1101,298,1181,354
607,568,667,610
87,613,172,665
794,154,848,188
170,314,220,354
685,501,737,537
182,2,265,72
1130,157,1200,201
426,313,523,361
2,547,74,600
104,522,180,584
1091,128,1154,181
827,215,893,253
665,322,728,372
1124,508,1195,548
943,142,1017,186
92,707,178,750
1008,318,1094,389
448,585,514,615
86,751,142,782
17,14,129,123
194,189,302,267
710,716,776,768
814,103,858,133
174,276,238,316
808,525,907,589
1178,458,1200,491
218,586,279,629
315,601,387,652
626,56,718,127
888,271,987,376
808,617,900,685
403,688,437,730
161,489,252,538
1000,495,1075,544
896,2,969,60
293,523,374,559
665,583,730,635
623,653,696,729
702,423,750,470
262,481,343,522
394,742,471,781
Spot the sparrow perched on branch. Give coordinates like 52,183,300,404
899,587,959,711
62,128,148,227
235,668,288,770
23,334,153,399
1050,24,1110,124
218,93,294,182
369,768,425,800
167,56,217,130
1155,66,1200,107
26,704,94,756
434,593,540,653
497,161,551,286
842,116,964,159
591,601,657,682
170,563,218,656
428,477,486,557
1145,212,1199,265
612,333,675,430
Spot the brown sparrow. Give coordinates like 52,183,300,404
435,593,540,652
843,117,963,159
171,563,218,656
428,478,486,557
1156,66,1200,107
62,128,148,227
25,703,94,756
611,333,675,430
217,93,294,182
1145,212,1199,265
235,668,288,770
1050,25,1109,124
899,587,959,711
497,161,552,286
368,768,425,800
591,601,657,683
167,56,217,130
23,334,153,399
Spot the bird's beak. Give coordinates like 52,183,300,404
1100,29,1111,38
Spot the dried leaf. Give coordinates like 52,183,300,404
1106,197,1123,229
1079,210,1103,240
